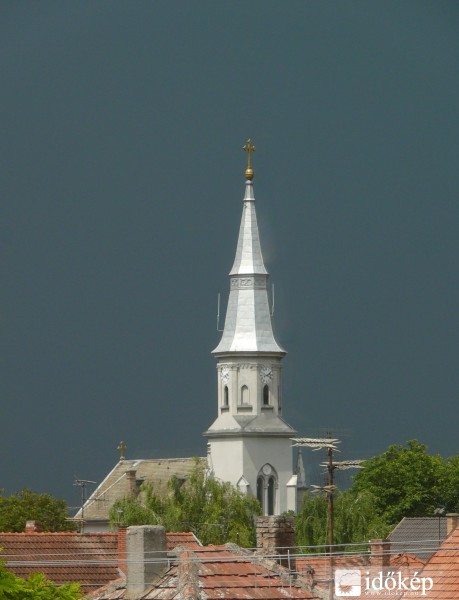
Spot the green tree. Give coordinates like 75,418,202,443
333,489,391,544
0,489,76,533
295,493,328,549
296,440,459,548
352,440,454,525
0,561,81,599
296,489,389,551
109,460,261,546
441,454,459,512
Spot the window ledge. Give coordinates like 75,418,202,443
237,405,253,412
261,405,274,410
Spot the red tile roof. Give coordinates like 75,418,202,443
399,525,459,599
297,553,369,583
165,532,200,550
297,550,426,599
391,552,425,570
0,530,199,594
0,532,119,593
297,551,425,583
90,544,317,599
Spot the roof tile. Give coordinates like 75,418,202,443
90,544,316,599
0,530,197,593
399,526,459,599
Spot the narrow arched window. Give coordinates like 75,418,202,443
224,386,229,406
267,476,275,515
257,477,264,509
263,385,269,406
241,385,249,405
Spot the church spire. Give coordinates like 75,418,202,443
205,142,297,516
213,141,284,354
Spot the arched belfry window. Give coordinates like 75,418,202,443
256,464,278,515
224,386,229,407
241,385,249,405
263,385,269,406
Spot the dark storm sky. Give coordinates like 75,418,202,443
2,1,459,503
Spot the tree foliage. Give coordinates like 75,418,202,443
0,489,76,533
352,440,458,524
296,489,390,550
0,561,81,599
440,454,459,512
296,440,459,549
109,460,261,546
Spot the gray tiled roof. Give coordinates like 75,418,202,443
387,517,448,560
75,457,206,523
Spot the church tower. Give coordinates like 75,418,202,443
204,140,298,515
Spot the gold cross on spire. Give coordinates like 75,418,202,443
243,138,256,180
117,441,127,461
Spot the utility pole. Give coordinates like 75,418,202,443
327,442,334,586
292,436,363,600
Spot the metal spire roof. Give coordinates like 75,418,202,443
296,448,307,490
213,179,285,354
229,181,268,276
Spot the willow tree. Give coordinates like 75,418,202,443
296,489,389,551
110,460,261,547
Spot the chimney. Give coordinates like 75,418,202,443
126,526,168,597
369,539,390,570
126,469,137,496
117,527,127,575
446,513,459,536
25,520,43,533
256,516,296,570
177,550,200,599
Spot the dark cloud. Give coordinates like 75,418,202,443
1,1,458,503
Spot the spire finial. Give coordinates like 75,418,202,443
242,138,256,180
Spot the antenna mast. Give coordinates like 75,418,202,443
73,478,96,533
292,435,364,600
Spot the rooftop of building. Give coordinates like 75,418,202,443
75,457,206,524
89,543,316,600
0,528,199,594
387,517,449,560
399,522,459,599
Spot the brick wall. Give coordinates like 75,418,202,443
256,516,296,570
117,527,127,574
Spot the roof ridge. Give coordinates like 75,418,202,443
0,531,116,536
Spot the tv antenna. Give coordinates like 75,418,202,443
292,434,364,600
73,478,96,533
